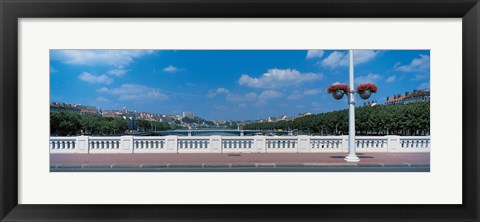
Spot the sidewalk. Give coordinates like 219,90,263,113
50,152,429,171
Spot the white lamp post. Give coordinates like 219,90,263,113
327,50,378,162
344,50,361,162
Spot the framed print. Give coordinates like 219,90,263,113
48,48,432,173
1,0,479,221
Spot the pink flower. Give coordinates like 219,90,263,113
356,83,378,93
327,83,350,94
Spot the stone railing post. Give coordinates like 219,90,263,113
164,135,178,153
297,135,310,153
209,135,222,153
120,136,134,153
341,135,349,153
386,135,401,152
75,136,89,153
253,136,266,153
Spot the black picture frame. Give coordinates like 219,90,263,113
1,0,479,221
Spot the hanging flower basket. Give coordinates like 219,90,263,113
358,90,372,99
327,83,350,100
356,83,378,100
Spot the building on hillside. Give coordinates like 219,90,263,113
122,107,129,114
363,101,378,107
75,105,98,115
298,112,312,118
102,110,122,118
123,109,138,130
183,112,195,119
50,102,81,114
139,112,156,121
50,102,100,115
123,115,137,131
103,106,138,130
386,89,430,105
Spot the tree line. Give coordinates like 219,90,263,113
137,119,175,132
182,116,215,126
243,102,430,136
50,112,175,136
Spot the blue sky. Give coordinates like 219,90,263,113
50,50,430,121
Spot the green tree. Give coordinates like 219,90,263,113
50,111,81,136
243,102,430,136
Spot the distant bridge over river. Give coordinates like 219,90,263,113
130,129,292,136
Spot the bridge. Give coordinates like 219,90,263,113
129,129,291,136
50,135,430,154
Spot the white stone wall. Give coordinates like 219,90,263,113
49,135,430,154
355,136,388,153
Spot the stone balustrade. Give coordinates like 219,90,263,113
49,135,430,154
50,137,77,153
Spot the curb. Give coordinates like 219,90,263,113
50,162,430,169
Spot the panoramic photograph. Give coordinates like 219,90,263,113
49,49,430,172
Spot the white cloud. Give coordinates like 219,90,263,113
96,87,109,93
355,73,383,84
253,90,283,106
320,51,348,68
306,50,324,59
287,90,303,100
97,84,168,101
163,65,178,73
412,74,429,81
395,54,430,73
53,50,154,68
393,62,401,68
209,87,282,105
96,97,110,102
216,88,230,94
354,50,380,64
208,87,231,97
207,87,260,103
106,69,127,76
417,81,430,90
259,90,283,101
238,68,323,89
225,92,257,102
303,88,323,95
78,68,129,86
385,75,397,83
320,50,379,68
213,104,228,111
78,72,113,84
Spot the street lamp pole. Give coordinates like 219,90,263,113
345,50,361,162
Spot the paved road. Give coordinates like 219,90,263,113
50,152,429,172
